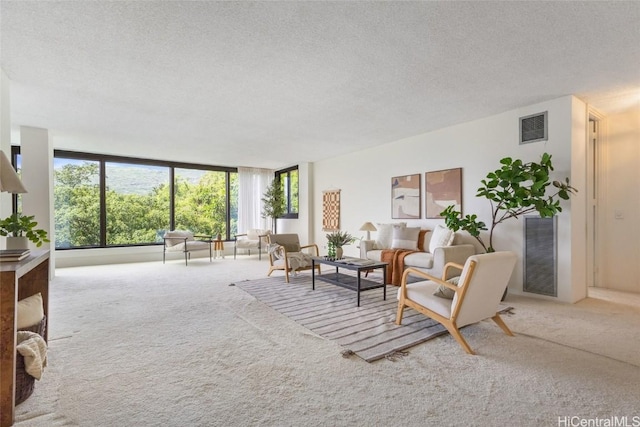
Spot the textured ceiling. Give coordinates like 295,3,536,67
1,1,639,169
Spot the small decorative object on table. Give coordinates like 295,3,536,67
325,230,355,259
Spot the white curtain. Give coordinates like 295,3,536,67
238,167,273,233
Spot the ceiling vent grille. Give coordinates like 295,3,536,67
519,111,548,144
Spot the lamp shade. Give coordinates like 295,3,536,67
359,222,377,240
0,149,28,193
359,222,377,232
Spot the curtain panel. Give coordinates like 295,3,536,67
238,167,273,233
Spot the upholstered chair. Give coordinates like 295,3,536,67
234,229,270,260
267,234,321,283
163,230,212,266
396,251,517,354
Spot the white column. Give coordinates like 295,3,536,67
20,126,55,272
0,69,12,223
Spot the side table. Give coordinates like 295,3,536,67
213,240,225,259
1,250,50,427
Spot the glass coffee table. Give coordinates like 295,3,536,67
311,256,388,307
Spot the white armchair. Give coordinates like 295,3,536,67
396,251,517,355
163,230,212,265
234,229,270,260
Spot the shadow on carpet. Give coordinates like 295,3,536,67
233,275,450,362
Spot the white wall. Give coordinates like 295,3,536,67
1,69,12,225
600,104,640,293
312,95,584,302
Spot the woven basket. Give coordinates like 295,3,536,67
15,315,47,405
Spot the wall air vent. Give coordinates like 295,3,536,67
519,111,548,144
523,216,557,297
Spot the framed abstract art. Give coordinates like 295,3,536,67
425,168,462,219
391,174,421,219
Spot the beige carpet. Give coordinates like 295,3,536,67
14,257,640,426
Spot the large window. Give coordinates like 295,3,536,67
276,166,299,218
48,150,238,249
105,162,170,245
54,157,101,248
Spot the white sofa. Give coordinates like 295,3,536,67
359,224,476,280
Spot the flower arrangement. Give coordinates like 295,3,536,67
325,230,355,248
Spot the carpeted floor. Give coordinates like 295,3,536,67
14,257,640,426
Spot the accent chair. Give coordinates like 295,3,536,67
163,230,212,266
267,233,321,283
396,251,517,354
234,229,270,260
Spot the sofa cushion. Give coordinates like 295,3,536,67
397,281,452,319
247,228,270,241
164,230,194,247
429,225,454,253
391,227,420,250
375,222,406,249
403,251,434,269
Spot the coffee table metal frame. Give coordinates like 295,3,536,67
311,257,388,306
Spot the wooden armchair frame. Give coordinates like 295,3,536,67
266,234,321,283
396,252,516,355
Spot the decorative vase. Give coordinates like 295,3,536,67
327,242,335,258
6,236,29,250
335,247,343,259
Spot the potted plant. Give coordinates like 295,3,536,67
441,153,577,253
261,179,285,233
0,213,50,249
440,153,577,301
326,230,355,259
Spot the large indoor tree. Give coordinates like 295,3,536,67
441,153,577,253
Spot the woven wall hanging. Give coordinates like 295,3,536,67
322,189,341,231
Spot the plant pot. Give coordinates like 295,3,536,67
6,236,29,250
335,247,343,259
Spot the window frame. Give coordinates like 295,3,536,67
276,165,299,219
13,148,238,249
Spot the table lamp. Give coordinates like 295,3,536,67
359,222,377,240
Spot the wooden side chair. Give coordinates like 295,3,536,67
396,251,517,354
266,233,321,283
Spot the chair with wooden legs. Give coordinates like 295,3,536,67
396,251,517,355
266,233,321,283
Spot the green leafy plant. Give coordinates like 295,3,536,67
261,179,285,232
441,153,577,253
0,213,50,247
325,230,355,248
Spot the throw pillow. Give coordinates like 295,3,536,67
428,225,454,253
417,229,430,252
391,227,420,250
374,222,406,249
17,293,45,329
433,276,460,299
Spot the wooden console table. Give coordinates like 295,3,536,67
0,250,50,427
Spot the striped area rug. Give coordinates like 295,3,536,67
233,274,449,362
